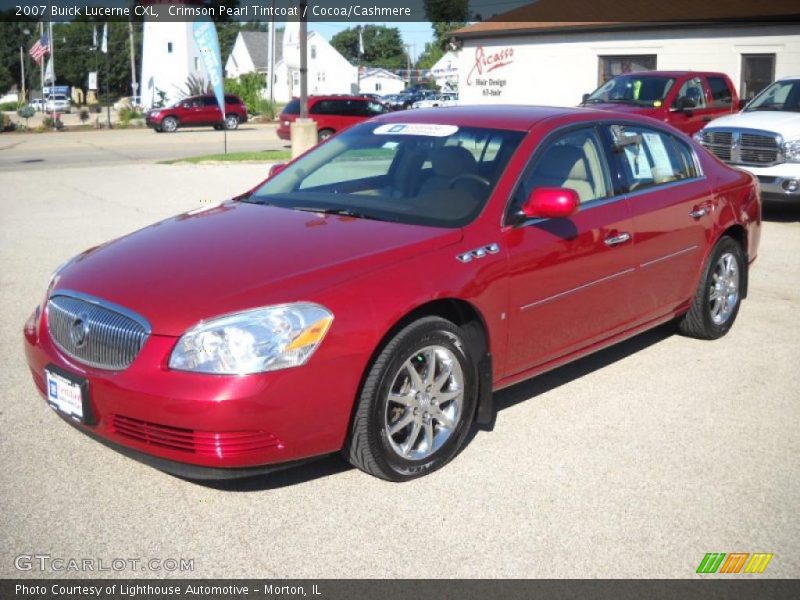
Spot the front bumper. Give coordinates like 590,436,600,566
734,162,800,200
23,305,361,477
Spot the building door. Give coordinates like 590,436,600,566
741,54,775,101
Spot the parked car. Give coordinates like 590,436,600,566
29,98,45,112
277,95,389,142
695,76,800,202
44,94,71,114
412,93,459,109
24,106,760,481
145,94,248,132
581,71,740,135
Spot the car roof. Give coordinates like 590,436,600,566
613,70,730,78
372,105,602,131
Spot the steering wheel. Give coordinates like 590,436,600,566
448,173,491,189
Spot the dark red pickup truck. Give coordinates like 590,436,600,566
581,71,740,135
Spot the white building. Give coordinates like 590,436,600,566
455,22,800,106
225,30,283,81
359,68,406,95
430,51,460,92
140,6,206,109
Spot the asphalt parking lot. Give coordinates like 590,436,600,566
1,131,799,578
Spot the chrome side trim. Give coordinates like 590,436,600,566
520,268,635,311
639,245,699,268
457,242,500,263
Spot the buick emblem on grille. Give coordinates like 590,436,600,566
69,314,90,348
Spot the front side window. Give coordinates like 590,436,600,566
247,123,525,228
520,128,611,205
672,78,707,110
611,125,698,192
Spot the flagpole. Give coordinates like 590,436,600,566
19,46,26,103
39,22,45,116
49,20,55,127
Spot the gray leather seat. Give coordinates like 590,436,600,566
528,145,595,202
417,146,479,196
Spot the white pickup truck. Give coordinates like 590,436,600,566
695,76,800,201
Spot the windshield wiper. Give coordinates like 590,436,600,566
287,206,395,222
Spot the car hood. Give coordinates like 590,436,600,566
704,110,800,138
585,103,660,116
54,201,462,336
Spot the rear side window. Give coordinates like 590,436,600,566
707,77,733,107
202,97,217,107
283,98,300,115
611,125,698,192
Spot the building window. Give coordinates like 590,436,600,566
310,45,317,59
167,42,173,54
194,57,199,71
376,83,382,91
598,55,657,85
741,54,775,101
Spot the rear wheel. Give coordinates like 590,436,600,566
318,128,334,142
678,236,745,339
224,115,239,130
345,317,477,481
161,116,178,133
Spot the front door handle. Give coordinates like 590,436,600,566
604,232,631,247
690,207,709,219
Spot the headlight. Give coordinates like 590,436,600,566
783,138,800,163
169,303,333,375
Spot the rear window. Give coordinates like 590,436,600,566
707,77,733,107
283,98,300,115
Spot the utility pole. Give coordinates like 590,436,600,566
268,0,275,105
128,20,138,100
299,2,307,118
19,46,26,103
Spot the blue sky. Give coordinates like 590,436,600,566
310,22,434,62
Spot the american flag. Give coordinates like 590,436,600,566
29,36,50,65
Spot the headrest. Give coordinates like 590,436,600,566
534,145,588,182
431,146,478,178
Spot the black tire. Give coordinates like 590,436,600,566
678,236,745,340
213,124,223,130
161,116,178,133
345,316,478,481
318,128,334,142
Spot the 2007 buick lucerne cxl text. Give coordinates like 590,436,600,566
24,106,761,482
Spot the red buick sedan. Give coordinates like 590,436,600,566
24,106,761,481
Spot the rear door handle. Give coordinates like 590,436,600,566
604,232,631,247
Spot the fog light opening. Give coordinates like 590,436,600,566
783,179,799,193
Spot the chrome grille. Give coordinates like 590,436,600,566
47,294,149,370
699,129,781,166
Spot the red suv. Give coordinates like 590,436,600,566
581,71,740,135
277,95,389,142
25,107,760,481
145,94,248,133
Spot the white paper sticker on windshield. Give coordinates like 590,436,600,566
373,123,458,137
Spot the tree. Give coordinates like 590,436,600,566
331,26,408,70
423,0,469,51
0,14,38,94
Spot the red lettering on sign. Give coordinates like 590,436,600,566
467,46,514,85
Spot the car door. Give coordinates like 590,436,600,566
607,123,713,322
180,98,203,125
668,77,718,135
503,125,637,377
199,97,221,125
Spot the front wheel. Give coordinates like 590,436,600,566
678,236,745,339
318,128,334,142
345,317,477,481
161,116,178,133
224,115,239,130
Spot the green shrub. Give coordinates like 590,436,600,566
224,73,268,115
17,105,35,127
119,107,143,123
251,98,277,119
42,116,63,130
79,108,90,123
1,114,16,132
0,101,20,111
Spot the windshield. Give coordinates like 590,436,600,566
246,122,525,228
745,80,800,112
585,75,676,106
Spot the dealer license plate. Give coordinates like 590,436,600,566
45,369,84,420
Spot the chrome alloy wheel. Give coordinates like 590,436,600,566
384,345,464,461
709,252,740,325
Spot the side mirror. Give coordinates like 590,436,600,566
581,93,590,104
675,96,697,111
268,163,287,178
519,187,580,221
182,103,192,109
